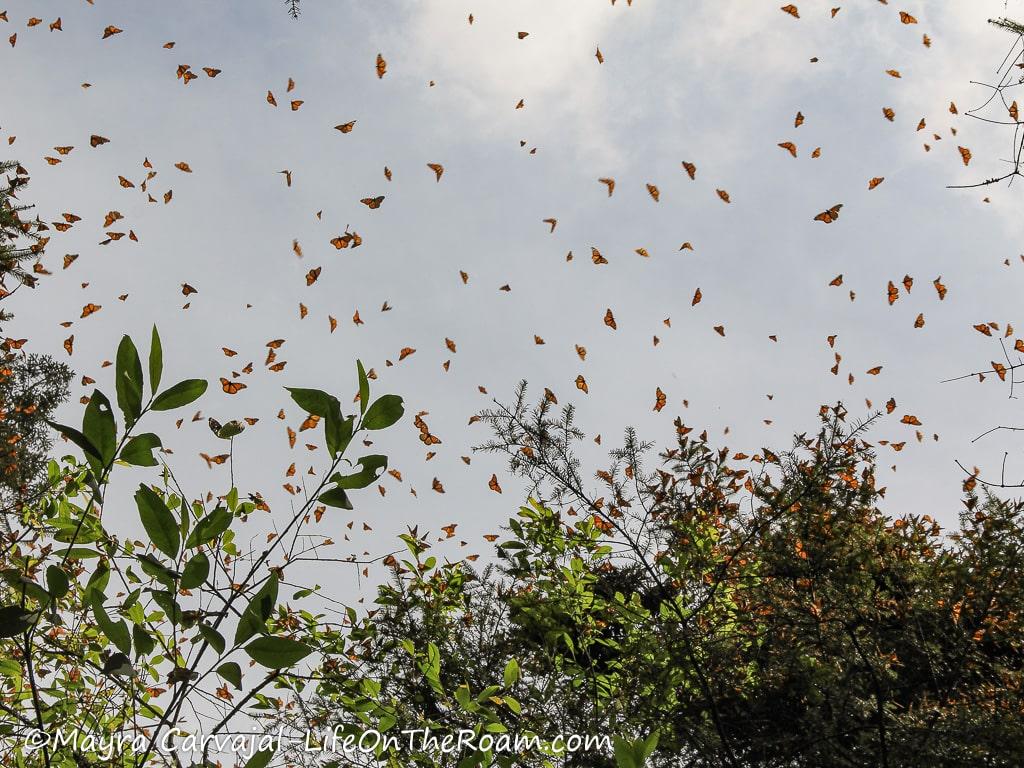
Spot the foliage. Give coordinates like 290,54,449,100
0,328,405,768
0,161,46,325
0,353,72,529
279,390,1024,768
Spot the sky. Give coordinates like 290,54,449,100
4,0,1024,605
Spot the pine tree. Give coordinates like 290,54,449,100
989,17,1024,35
0,352,71,526
0,160,45,326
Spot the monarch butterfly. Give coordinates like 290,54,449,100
488,474,502,493
654,387,667,412
220,378,246,394
575,375,588,393
814,204,842,223
604,309,616,329
376,53,387,79
360,196,384,209
887,281,899,305
335,121,356,133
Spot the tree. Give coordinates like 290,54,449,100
0,353,72,527
0,329,406,768
949,17,1024,190
283,390,1024,767
0,160,46,326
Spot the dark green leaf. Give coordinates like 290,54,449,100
244,748,275,768
213,420,245,439
362,394,403,430
45,566,69,599
198,623,225,655
137,553,179,587
82,390,117,468
326,409,353,459
121,433,161,467
357,360,369,415
245,636,312,668
47,420,102,462
91,593,131,654
332,455,387,489
180,553,210,590
149,325,163,395
217,661,242,689
184,507,232,549
318,486,353,509
285,387,336,418
148,589,182,625
234,574,278,645
135,485,180,558
152,379,207,411
132,624,155,658
115,335,144,425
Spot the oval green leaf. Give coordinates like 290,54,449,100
152,379,208,411
245,636,312,669
135,485,180,559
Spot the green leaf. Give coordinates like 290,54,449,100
326,409,353,459
47,420,102,462
357,360,370,415
184,507,232,549
244,748,275,768
180,553,210,590
245,636,312,668
115,335,144,425
149,326,163,395
82,390,117,468
137,553,179,587
213,420,245,439
613,733,659,768
45,566,70,599
503,659,519,687
332,455,388,490
91,593,131,655
133,624,155,658
84,564,110,602
135,485,180,559
197,623,225,655
234,574,278,645
285,387,336,418
217,661,242,689
149,589,182,625
121,433,162,467
0,605,37,638
318,486,353,509
362,394,403,430
152,379,207,411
